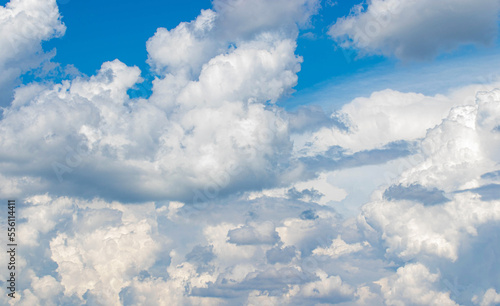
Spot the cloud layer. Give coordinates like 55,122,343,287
329,0,500,60
1,0,500,305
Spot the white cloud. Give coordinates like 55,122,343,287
48,205,161,304
0,0,313,202
312,235,365,258
361,193,500,261
246,172,347,205
329,0,500,60
398,89,500,192
120,265,222,306
3,0,500,305
473,288,500,306
18,194,74,246
30,274,64,302
376,263,458,306
0,0,65,105
0,43,298,201
5,178,500,305
146,9,219,77
297,270,354,300
146,0,319,79
293,89,462,155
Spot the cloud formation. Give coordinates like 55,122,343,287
1,0,500,305
0,0,65,105
329,0,500,60
0,0,317,202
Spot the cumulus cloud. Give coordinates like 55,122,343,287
296,270,354,303
376,263,458,305
361,192,500,261
292,89,460,155
146,9,219,77
50,220,160,304
396,91,500,192
2,0,498,206
3,0,500,305
1,194,344,304
5,83,500,303
147,0,319,78
329,0,500,60
473,288,500,306
355,89,500,262
0,0,65,105
0,16,305,202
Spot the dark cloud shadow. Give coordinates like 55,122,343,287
383,183,450,206
457,184,500,201
300,140,417,174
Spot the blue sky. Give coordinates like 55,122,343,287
2,0,500,305
43,0,213,76
32,0,500,109
31,0,385,103
25,0,390,104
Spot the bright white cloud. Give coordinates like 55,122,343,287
329,0,500,60
361,193,500,261
376,263,458,305
312,235,365,258
147,0,319,79
297,270,354,300
0,0,65,105
0,2,310,202
398,90,500,192
50,220,160,305
2,0,500,305
146,9,219,77
293,89,463,155
473,288,500,306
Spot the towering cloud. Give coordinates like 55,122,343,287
0,0,321,202
1,0,500,305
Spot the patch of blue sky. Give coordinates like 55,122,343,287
9,0,500,111
285,43,500,111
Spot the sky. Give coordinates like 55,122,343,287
1,0,500,305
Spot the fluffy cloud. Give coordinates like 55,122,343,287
147,0,319,78
296,270,354,302
329,0,500,60
376,263,458,305
292,89,462,155
0,38,299,203
0,194,343,304
358,90,500,262
5,84,500,303
146,9,219,77
398,90,500,192
473,288,500,306
3,0,500,305
361,192,500,261
0,0,65,105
